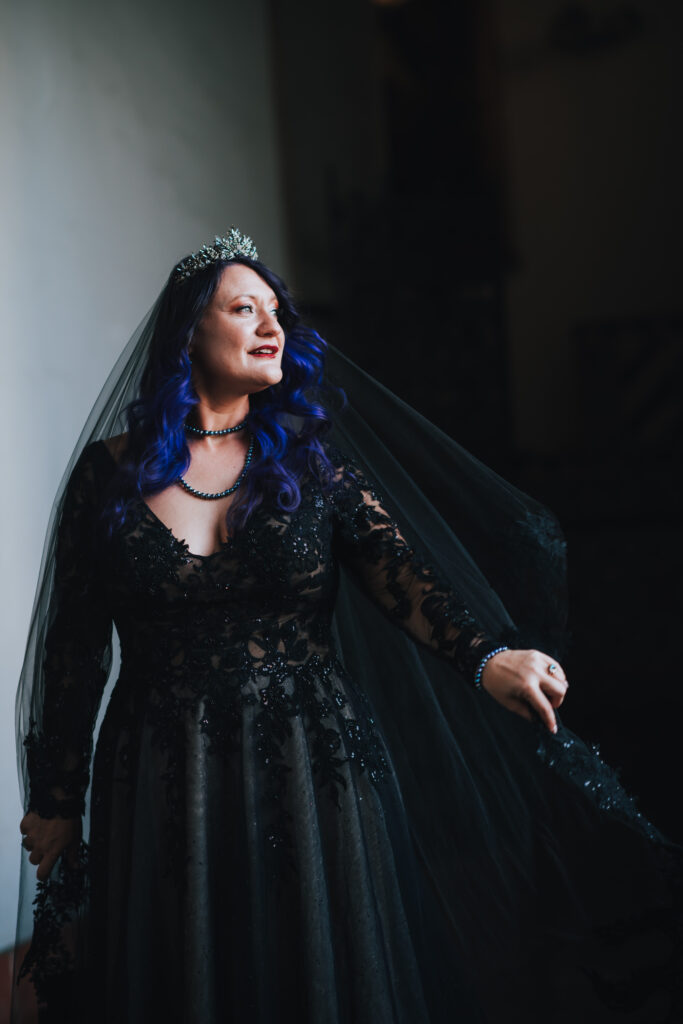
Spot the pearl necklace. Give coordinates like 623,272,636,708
184,416,248,437
177,436,255,500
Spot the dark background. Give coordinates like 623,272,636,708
269,0,683,840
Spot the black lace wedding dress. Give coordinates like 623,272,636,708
16,438,682,1024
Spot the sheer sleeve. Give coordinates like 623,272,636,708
24,444,113,819
329,449,506,685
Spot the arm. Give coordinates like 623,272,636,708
330,451,568,730
21,445,113,878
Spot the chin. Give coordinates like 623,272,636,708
251,368,283,392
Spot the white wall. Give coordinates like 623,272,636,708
0,0,287,950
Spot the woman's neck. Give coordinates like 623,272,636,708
190,395,250,433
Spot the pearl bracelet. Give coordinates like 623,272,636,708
473,646,509,690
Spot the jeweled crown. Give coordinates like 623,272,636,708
174,227,259,281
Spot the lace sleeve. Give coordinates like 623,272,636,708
330,450,505,685
24,444,113,819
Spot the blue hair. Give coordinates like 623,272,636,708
105,256,345,534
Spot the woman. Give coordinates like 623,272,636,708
14,230,681,1023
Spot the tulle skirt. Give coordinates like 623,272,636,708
21,658,682,1024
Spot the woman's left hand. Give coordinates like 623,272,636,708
480,649,568,733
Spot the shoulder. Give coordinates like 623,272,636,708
64,435,123,501
323,440,382,480
77,433,128,478
319,439,362,472
102,432,128,465
318,440,362,486
76,436,124,474
318,440,385,506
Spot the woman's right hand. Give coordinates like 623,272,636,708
19,812,82,881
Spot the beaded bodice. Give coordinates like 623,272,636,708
25,439,495,821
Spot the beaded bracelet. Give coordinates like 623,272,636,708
473,646,509,690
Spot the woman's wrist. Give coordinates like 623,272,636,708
28,790,84,820
453,628,511,688
473,645,509,690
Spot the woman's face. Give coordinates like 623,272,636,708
190,263,285,399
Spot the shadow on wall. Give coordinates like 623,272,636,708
271,0,683,842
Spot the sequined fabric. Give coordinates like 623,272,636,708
20,440,496,1022
18,440,682,1024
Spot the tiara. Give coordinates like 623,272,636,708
174,226,259,280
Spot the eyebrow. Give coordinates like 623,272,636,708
229,292,278,304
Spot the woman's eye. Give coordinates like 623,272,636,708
235,304,253,313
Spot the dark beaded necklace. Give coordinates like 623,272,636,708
184,416,248,437
178,435,255,500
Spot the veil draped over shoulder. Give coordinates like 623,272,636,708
13,291,682,1021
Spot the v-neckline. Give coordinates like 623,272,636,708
98,440,234,560
140,501,232,560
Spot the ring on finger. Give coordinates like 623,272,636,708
546,664,569,689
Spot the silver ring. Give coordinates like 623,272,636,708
548,663,558,675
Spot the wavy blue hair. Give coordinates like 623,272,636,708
105,256,344,533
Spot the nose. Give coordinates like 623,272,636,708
257,310,282,337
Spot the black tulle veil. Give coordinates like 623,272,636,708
12,271,681,1022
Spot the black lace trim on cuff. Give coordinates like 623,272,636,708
25,729,88,819
454,626,519,687
27,791,84,819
